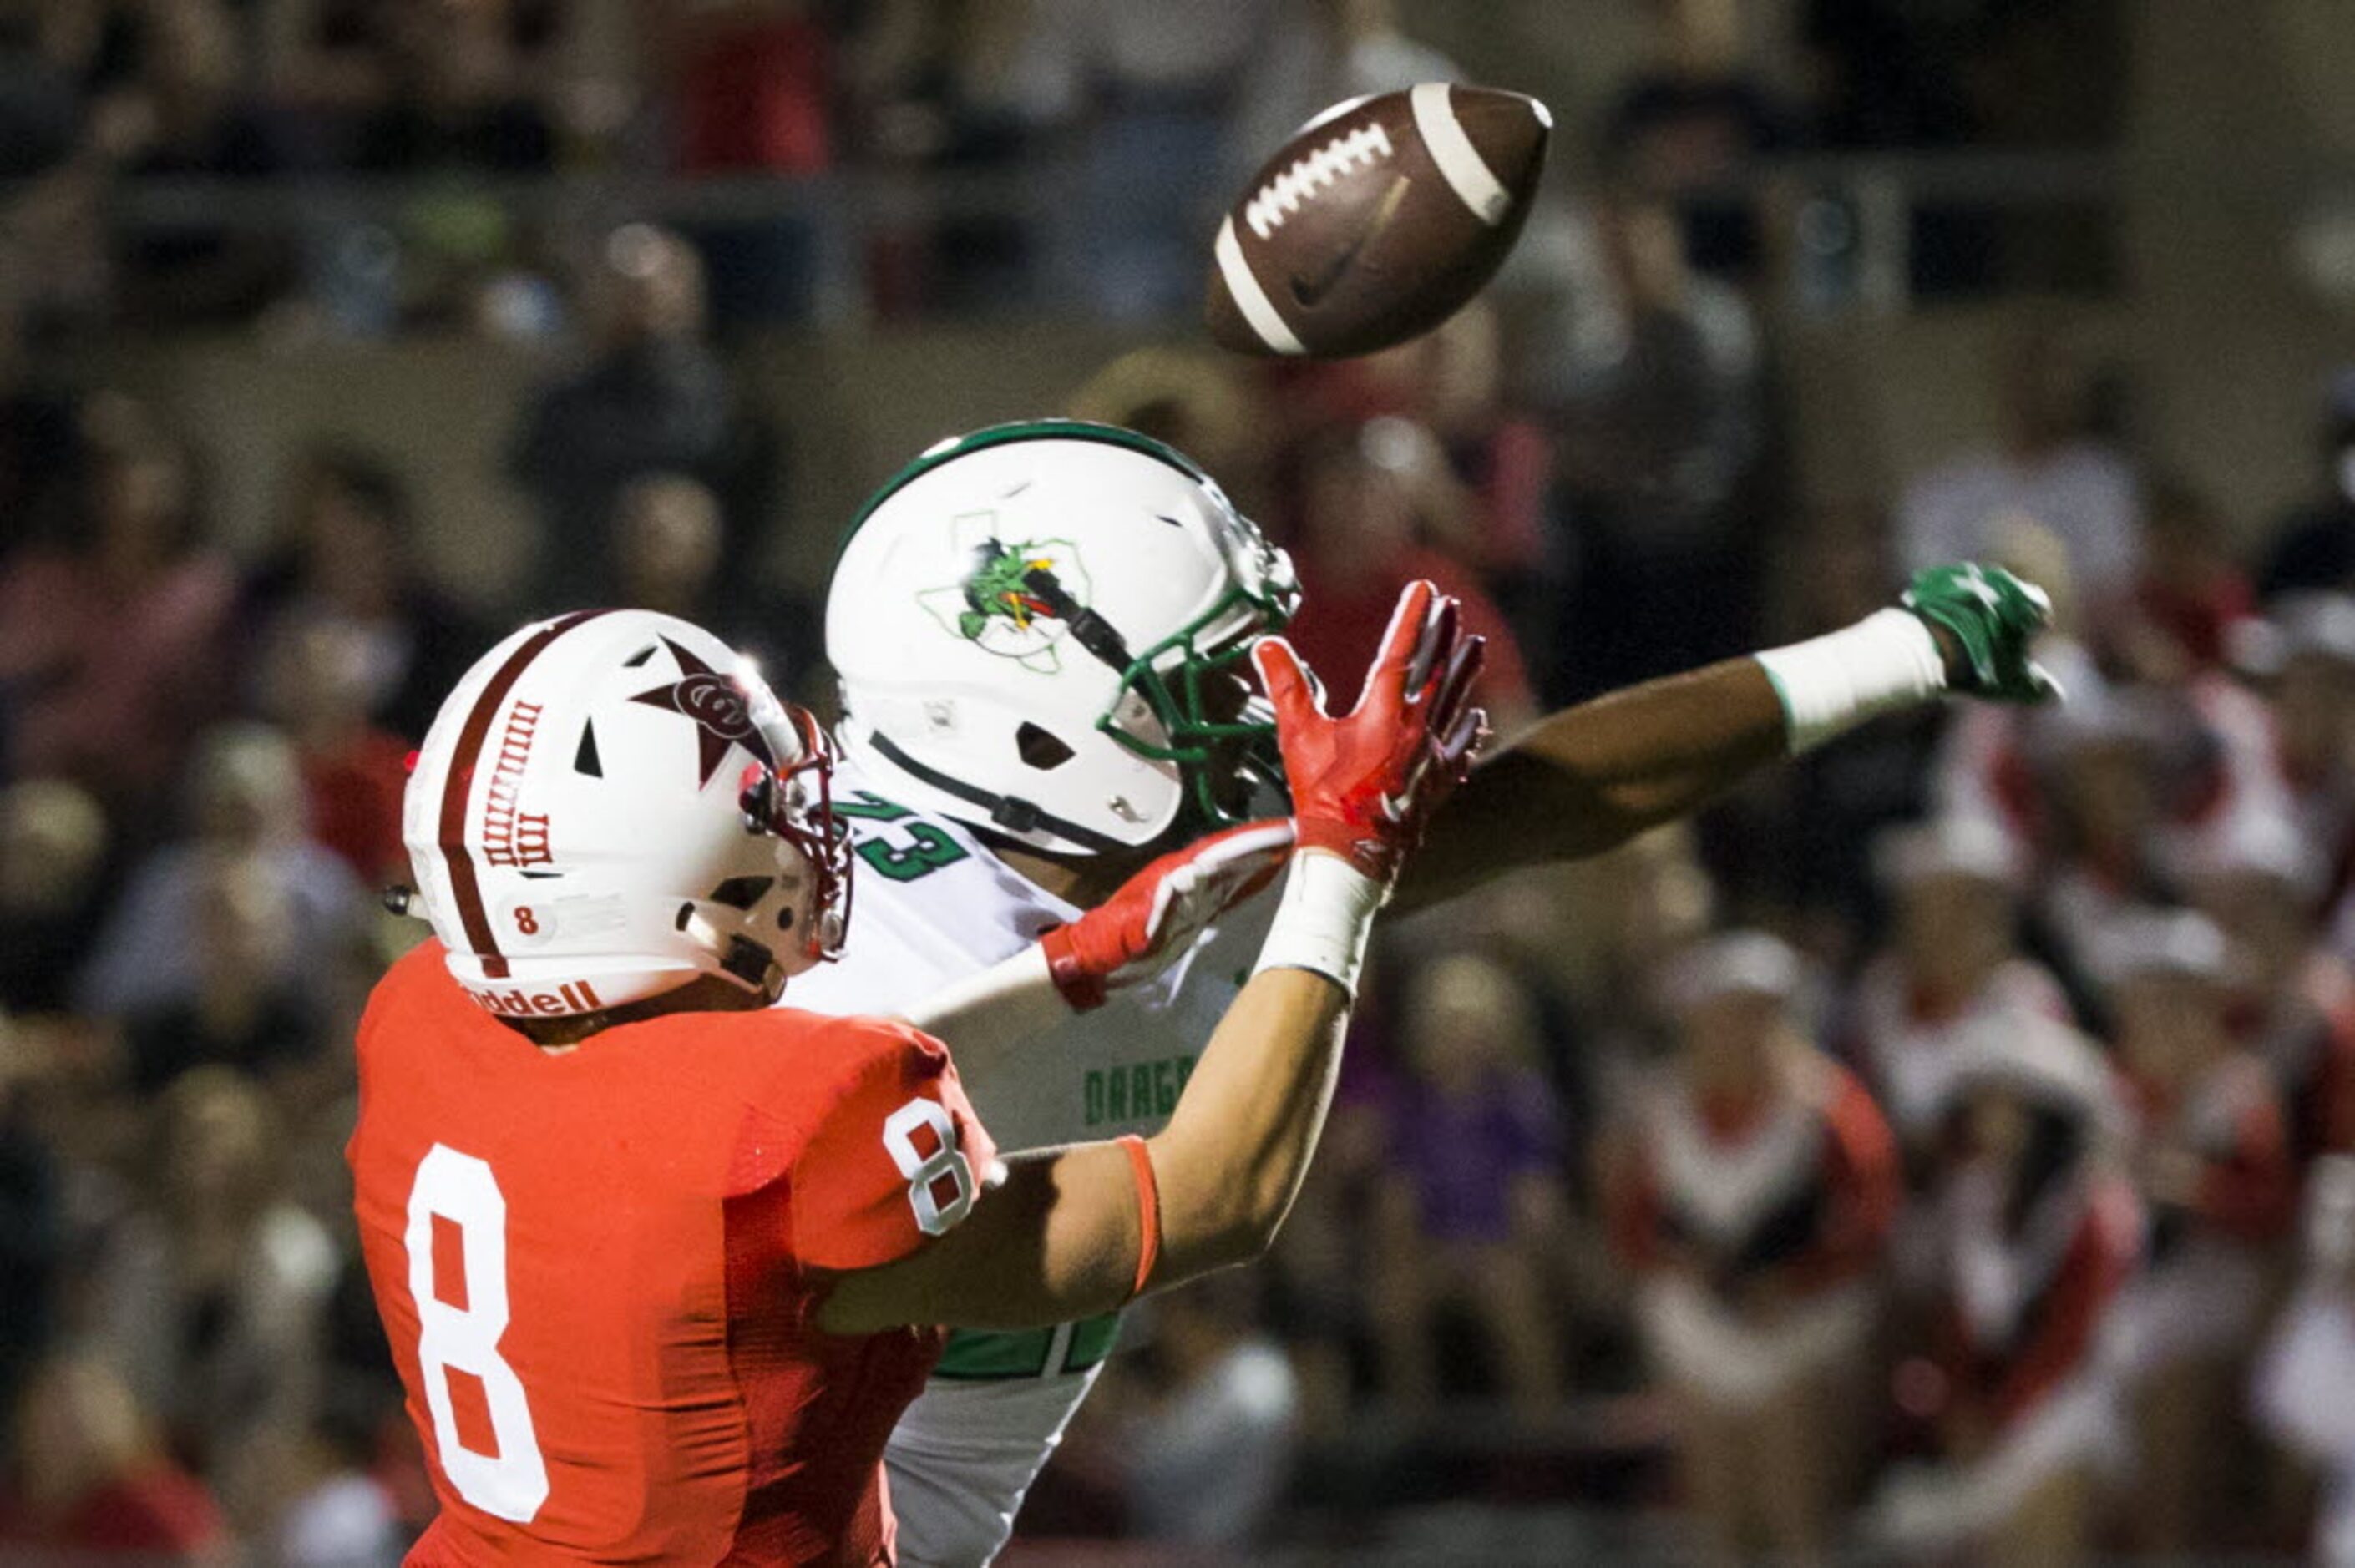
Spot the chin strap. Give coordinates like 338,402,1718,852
864,730,1136,854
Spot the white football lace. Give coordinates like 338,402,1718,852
1244,124,1395,240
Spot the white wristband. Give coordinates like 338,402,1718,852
1252,849,1387,999
1753,608,1947,755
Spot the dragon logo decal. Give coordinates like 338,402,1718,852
919,513,1092,673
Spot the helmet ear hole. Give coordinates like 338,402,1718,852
706,875,774,910
1015,722,1076,771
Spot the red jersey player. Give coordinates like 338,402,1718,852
348,592,1481,1563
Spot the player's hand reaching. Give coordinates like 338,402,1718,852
1902,562,2063,704
1252,579,1486,888
1041,819,1294,1011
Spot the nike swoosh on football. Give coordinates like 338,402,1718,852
1289,175,1411,309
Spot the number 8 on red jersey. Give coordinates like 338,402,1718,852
397,1099,975,1523
405,1144,550,1521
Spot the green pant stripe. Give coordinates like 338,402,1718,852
934,1312,1122,1380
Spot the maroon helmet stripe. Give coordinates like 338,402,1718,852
438,609,615,979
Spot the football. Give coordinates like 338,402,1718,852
1205,83,1551,359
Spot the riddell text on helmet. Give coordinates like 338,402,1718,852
464,980,605,1016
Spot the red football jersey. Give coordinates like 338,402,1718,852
347,941,995,1565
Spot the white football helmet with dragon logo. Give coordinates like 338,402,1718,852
826,422,1300,856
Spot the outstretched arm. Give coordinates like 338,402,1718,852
1396,657,1787,911
818,962,1348,1333
1391,563,2059,914
820,583,1485,1334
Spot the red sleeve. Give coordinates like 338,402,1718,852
2194,1091,2295,1242
1785,1071,1902,1290
785,1018,997,1273
1991,1181,2140,1427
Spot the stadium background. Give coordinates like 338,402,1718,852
7,0,2355,1561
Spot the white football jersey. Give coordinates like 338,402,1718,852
789,759,1277,1151
782,756,1277,1566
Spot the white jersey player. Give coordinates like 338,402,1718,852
792,419,2065,1565
788,754,1278,1549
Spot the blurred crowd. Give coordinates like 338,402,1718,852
0,0,2122,337
13,0,2342,1565
1026,306,2355,1562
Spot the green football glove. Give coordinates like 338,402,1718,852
1901,563,2062,704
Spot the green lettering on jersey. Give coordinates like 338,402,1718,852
830,790,913,822
855,822,968,882
1083,1054,1200,1127
829,789,970,882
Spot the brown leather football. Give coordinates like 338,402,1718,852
1205,83,1550,359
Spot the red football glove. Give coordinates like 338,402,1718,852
1040,818,1295,1011
1251,579,1486,886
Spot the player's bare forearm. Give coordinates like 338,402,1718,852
813,1141,1141,1334
1142,964,1347,1281
814,966,1346,1333
1391,658,1786,913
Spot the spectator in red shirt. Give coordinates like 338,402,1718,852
0,400,235,810
662,0,832,177
1605,930,1898,1562
240,443,492,746
2244,593,2355,893
2028,682,2202,991
1280,422,1536,733
1293,306,1561,657
258,618,411,887
2108,474,2256,684
1,1353,229,1563
1843,816,2073,1183
655,1,832,322
1867,1014,2139,1565
2102,908,2294,1555
2186,811,2355,1170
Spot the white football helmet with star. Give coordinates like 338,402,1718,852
402,609,849,1015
